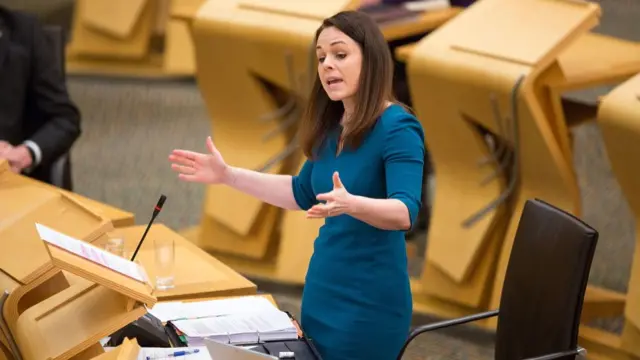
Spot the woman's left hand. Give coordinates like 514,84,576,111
307,172,353,219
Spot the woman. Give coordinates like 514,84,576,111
169,11,425,360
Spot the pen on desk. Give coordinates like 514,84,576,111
146,349,200,360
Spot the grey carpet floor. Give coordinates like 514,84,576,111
6,0,638,357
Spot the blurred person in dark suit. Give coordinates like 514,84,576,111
0,5,80,185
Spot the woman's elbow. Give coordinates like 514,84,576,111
394,215,412,231
391,198,417,231
386,202,412,231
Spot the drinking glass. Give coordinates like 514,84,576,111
104,238,125,257
154,238,175,290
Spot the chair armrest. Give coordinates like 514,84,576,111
50,153,72,190
396,309,499,360
522,347,587,360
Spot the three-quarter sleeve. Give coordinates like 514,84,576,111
383,114,425,229
291,159,317,210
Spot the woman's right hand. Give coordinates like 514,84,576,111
169,136,231,184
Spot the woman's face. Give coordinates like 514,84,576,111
315,27,362,104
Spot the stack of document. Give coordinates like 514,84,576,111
173,310,298,346
148,296,298,346
148,296,277,322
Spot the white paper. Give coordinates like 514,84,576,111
173,310,295,338
100,337,111,347
404,0,451,11
138,347,211,360
148,296,279,322
147,302,186,322
36,223,146,283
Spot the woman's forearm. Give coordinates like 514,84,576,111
223,166,300,210
347,196,411,231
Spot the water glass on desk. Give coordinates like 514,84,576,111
154,238,175,290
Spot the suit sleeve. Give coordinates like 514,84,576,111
383,113,425,229
291,159,318,211
26,20,81,167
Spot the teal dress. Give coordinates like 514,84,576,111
291,104,425,360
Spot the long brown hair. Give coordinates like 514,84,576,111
299,11,397,158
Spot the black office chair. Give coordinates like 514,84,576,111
42,25,73,191
397,199,598,360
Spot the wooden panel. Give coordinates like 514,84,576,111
170,0,207,21
45,240,156,307
91,338,139,360
200,205,279,259
0,190,112,284
14,283,146,360
82,0,147,39
0,160,134,228
276,158,322,283
598,73,640,332
449,0,600,68
67,0,156,60
164,20,196,75
406,0,597,305
237,0,360,21
380,7,460,41
554,33,640,89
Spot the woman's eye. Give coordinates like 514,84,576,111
318,56,325,63
336,53,346,60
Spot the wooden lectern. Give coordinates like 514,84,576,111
0,160,139,360
8,225,156,360
0,160,114,330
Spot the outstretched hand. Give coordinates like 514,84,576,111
169,136,230,184
306,172,353,219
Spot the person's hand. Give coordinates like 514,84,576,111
2,145,33,173
307,172,354,219
169,136,230,184
0,141,12,157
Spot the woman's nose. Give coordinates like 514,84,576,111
322,58,334,69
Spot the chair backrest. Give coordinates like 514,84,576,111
495,199,598,360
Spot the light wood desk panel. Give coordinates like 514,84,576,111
0,160,134,228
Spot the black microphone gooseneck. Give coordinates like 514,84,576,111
130,194,167,261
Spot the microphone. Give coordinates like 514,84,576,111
130,195,167,261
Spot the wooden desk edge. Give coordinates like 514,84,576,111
1,171,135,227
382,7,461,42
